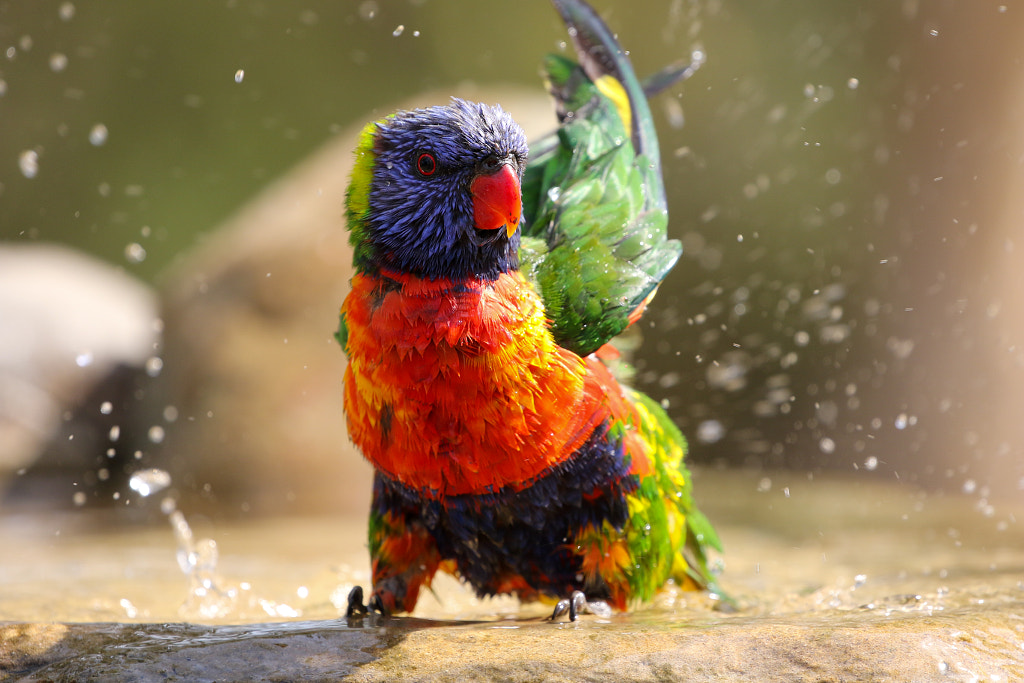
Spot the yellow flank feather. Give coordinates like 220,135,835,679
594,74,632,135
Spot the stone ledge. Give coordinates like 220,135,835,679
4,607,1021,682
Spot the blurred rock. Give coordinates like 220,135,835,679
149,87,555,516
0,245,158,499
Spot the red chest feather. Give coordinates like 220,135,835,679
341,270,629,496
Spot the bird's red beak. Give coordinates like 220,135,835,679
471,164,521,238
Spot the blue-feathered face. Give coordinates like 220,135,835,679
355,98,528,281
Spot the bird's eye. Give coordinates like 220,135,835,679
415,151,437,177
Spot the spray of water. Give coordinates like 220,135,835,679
127,468,302,621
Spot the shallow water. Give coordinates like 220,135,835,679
1,468,1020,627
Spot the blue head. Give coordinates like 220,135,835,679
346,98,528,281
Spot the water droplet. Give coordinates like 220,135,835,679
864,455,878,471
825,168,841,185
72,491,87,506
108,425,120,441
392,24,404,36
129,468,172,497
49,52,68,72
119,598,138,618
100,401,113,415
88,123,108,146
358,1,378,20
894,413,909,430
19,35,32,51
145,356,163,377
819,437,836,454
148,425,165,444
962,479,976,494
847,77,859,90
0,78,7,97
18,150,39,178
757,477,772,492
164,405,179,422
59,2,75,21
696,419,725,444
75,351,93,367
234,69,244,83
125,242,147,263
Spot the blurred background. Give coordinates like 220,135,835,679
2,0,1023,518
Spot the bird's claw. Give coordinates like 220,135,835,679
369,593,387,615
549,590,611,621
345,585,389,619
345,586,369,618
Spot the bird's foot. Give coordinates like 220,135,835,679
549,590,612,622
345,585,388,619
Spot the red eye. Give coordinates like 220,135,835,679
415,152,437,177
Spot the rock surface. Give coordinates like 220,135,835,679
3,608,1022,682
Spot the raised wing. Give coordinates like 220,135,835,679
520,0,684,357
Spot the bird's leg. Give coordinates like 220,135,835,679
343,502,446,621
549,590,613,621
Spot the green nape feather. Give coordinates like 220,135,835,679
519,7,682,357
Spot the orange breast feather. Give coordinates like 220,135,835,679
342,270,620,496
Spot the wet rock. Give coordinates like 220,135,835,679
349,613,1023,683
3,610,1021,682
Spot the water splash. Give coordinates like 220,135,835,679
18,150,39,178
163,496,240,619
49,52,68,72
127,468,303,621
128,469,171,497
88,123,108,146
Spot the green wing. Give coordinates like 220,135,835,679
520,0,683,357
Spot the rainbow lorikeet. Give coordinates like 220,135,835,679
338,0,722,620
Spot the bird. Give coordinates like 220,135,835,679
337,0,722,621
